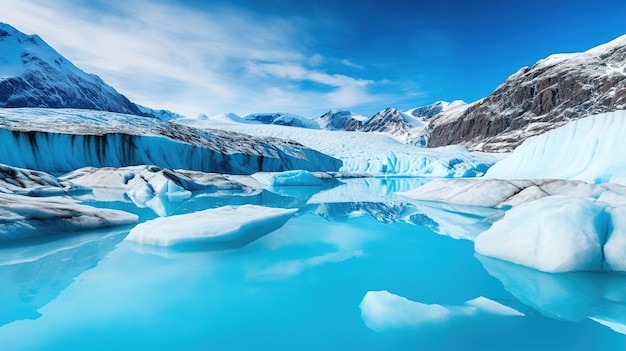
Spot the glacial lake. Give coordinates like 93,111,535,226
0,178,625,350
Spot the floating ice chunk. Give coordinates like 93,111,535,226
359,291,523,332
475,196,609,273
604,206,626,272
125,205,297,248
464,296,525,316
252,170,325,186
359,290,454,331
0,193,138,241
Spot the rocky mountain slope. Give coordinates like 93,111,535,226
0,23,156,117
427,34,626,152
316,102,467,145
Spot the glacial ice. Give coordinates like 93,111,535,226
359,290,454,331
125,205,297,248
486,110,626,185
474,196,608,273
0,192,138,241
180,115,502,177
0,108,341,174
604,206,626,272
400,178,626,272
479,255,626,334
252,170,325,187
359,290,523,332
464,297,525,317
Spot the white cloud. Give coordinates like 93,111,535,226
0,0,397,117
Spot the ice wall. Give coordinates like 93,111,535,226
486,110,626,185
0,108,342,174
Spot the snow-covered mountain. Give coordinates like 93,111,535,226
0,23,161,117
317,109,368,131
0,108,341,174
407,100,467,121
427,35,626,152
242,112,319,129
316,102,467,146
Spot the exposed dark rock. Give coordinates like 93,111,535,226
427,35,626,152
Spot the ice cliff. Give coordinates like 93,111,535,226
0,108,341,174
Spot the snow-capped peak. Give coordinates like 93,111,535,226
317,109,368,131
405,100,468,121
0,23,169,117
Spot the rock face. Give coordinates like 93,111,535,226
0,23,153,117
427,34,626,152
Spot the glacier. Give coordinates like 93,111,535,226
125,205,297,248
180,115,502,177
0,108,341,174
486,110,626,185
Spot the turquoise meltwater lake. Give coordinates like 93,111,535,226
0,178,625,350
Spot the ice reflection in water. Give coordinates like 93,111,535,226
0,177,624,350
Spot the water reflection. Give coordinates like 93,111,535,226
478,255,626,334
0,229,127,326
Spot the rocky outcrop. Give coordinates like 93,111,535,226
427,35,626,152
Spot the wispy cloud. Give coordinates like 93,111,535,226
0,0,401,117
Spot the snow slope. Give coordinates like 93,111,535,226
0,23,150,116
486,110,626,185
0,108,341,174
179,115,501,177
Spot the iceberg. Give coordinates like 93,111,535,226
399,178,626,272
474,196,608,273
60,165,268,217
359,290,523,332
125,205,297,248
359,290,454,331
0,108,341,174
0,192,137,241
486,111,626,185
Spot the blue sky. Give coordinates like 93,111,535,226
2,0,626,118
